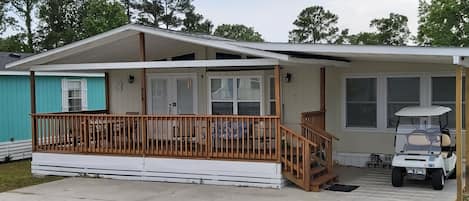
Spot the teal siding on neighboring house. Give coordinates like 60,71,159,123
0,75,31,142
86,77,106,110
0,75,105,142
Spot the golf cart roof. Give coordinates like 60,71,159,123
395,106,452,117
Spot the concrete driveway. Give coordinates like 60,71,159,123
0,167,456,201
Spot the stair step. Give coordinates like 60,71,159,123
310,166,326,176
310,173,338,192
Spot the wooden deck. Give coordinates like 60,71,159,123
31,111,337,191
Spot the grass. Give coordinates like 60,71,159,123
0,160,62,193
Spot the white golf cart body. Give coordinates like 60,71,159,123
391,106,456,190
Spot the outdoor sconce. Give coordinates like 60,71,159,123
128,75,135,84
284,73,292,82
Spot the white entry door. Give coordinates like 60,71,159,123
147,74,197,115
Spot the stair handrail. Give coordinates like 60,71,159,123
301,122,339,141
279,124,317,191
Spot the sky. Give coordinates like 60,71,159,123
193,0,420,42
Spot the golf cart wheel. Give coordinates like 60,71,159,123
392,167,404,187
432,169,445,190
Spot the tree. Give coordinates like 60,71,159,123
349,32,380,45
370,13,410,46
120,0,136,23
417,0,469,46
181,7,213,34
135,0,193,29
333,29,350,45
36,0,82,50
0,33,29,52
0,0,16,34
288,6,340,44
81,0,128,38
36,0,127,51
135,0,163,27
9,0,39,52
214,24,264,42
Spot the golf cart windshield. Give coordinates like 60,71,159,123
395,126,442,154
394,106,452,155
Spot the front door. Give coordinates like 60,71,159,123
147,74,197,115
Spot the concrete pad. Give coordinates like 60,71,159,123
0,167,456,201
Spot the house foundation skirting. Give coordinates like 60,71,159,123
32,153,285,189
0,139,32,162
334,152,394,168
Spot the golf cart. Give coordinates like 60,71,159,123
391,106,456,190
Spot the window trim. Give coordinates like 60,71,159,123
61,78,87,112
208,75,264,115
341,72,458,133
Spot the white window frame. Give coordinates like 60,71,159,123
342,72,445,133
208,75,264,115
61,78,87,112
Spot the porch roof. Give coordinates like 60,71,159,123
6,24,469,71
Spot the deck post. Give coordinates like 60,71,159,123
139,32,147,156
456,66,463,201
30,71,37,152
105,72,110,114
466,68,469,191
139,32,147,114
274,65,281,161
319,67,326,129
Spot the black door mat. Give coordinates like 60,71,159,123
325,184,359,192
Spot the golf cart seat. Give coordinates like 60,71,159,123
407,132,452,157
441,134,452,158
407,133,430,146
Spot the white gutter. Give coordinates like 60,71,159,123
0,71,104,77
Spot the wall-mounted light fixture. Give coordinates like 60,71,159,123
284,73,292,83
128,75,135,84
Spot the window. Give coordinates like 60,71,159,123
210,76,262,115
345,78,377,128
387,77,420,128
432,76,465,128
62,79,87,112
269,77,276,115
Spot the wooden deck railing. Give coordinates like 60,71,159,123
32,114,280,161
280,125,316,191
301,111,325,129
301,110,338,174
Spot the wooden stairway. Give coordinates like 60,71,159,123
279,121,339,192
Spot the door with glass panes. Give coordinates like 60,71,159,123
147,74,197,115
